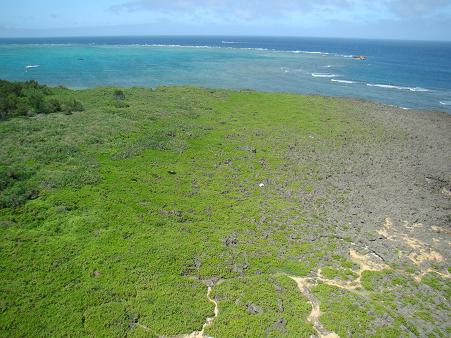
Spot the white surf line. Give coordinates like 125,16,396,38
184,286,219,338
290,277,340,338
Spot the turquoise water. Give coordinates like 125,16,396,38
1,36,450,113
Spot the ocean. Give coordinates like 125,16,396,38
0,36,450,113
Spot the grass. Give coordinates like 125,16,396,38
0,84,449,337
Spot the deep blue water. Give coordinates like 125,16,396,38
1,36,450,113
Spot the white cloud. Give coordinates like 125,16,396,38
386,0,451,17
109,0,451,21
110,0,352,20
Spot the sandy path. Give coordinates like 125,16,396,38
184,286,219,338
290,277,340,338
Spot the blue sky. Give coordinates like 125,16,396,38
1,0,451,40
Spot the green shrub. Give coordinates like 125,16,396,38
113,100,129,108
62,99,84,114
0,180,38,208
0,165,38,208
0,79,80,119
113,89,125,100
44,98,62,114
21,87,46,113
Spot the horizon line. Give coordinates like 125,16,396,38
0,34,450,43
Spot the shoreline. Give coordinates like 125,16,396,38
1,37,449,114
69,84,451,116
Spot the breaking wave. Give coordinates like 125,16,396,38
366,83,430,92
331,79,355,84
312,73,338,78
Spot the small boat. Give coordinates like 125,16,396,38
25,65,40,69
352,55,367,60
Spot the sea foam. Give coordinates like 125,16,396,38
221,41,247,44
366,83,430,92
331,79,355,84
312,73,338,78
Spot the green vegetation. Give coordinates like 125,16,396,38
208,275,314,337
0,80,449,337
0,80,83,120
321,267,357,281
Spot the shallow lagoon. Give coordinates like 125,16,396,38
1,36,450,112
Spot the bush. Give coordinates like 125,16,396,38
62,99,84,114
43,99,62,114
0,180,38,208
0,79,82,120
0,165,38,208
113,89,125,100
113,100,129,108
21,87,46,113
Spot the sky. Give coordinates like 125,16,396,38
1,0,451,40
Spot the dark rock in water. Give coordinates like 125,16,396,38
352,55,367,60
247,302,262,314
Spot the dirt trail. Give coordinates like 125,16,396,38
290,247,388,336
289,244,397,337
183,287,219,338
290,277,340,338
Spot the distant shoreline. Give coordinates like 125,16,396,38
1,37,450,113
47,84,451,116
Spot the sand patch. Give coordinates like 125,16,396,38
377,218,395,239
414,268,451,283
402,220,423,229
441,187,451,197
350,249,388,272
400,235,444,265
431,225,451,235
375,217,449,283
378,218,446,265
316,249,389,291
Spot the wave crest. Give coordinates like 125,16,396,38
366,83,430,92
331,79,355,84
312,73,338,78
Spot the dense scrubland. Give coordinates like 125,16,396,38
0,81,450,337
0,80,84,121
